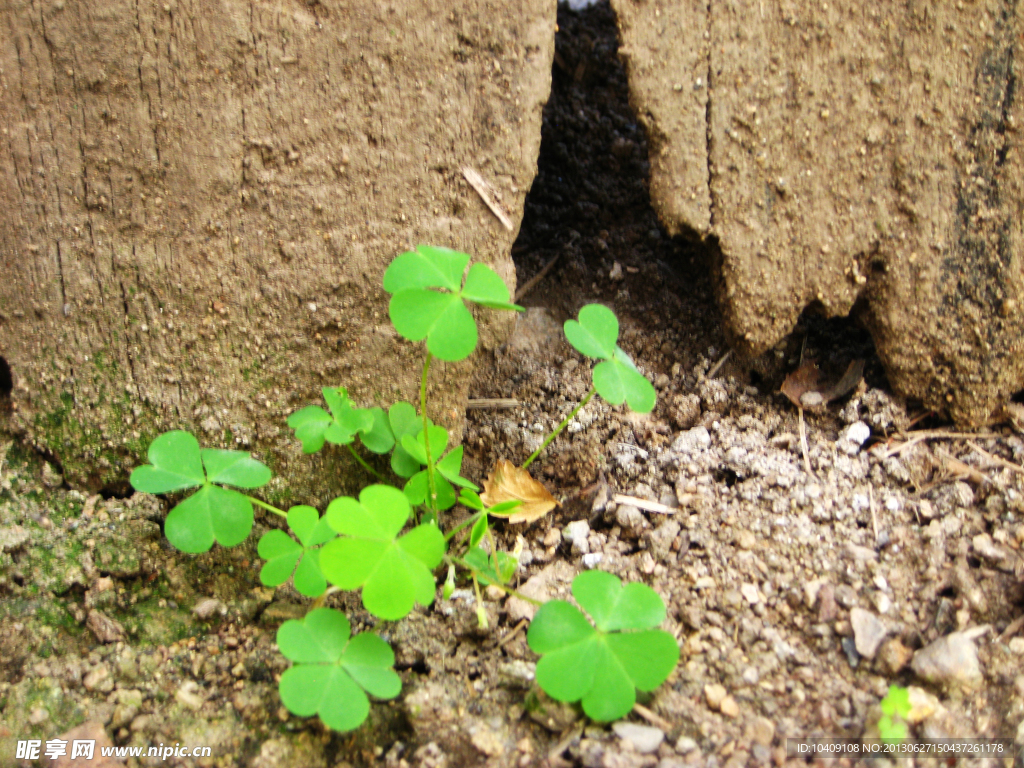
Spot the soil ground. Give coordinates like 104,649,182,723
2,3,1023,768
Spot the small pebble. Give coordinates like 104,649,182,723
720,696,740,718
562,520,591,554
911,626,987,690
850,608,889,659
704,683,727,711
612,722,665,754
675,737,698,754
740,583,760,604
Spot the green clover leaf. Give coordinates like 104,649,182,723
357,406,395,455
400,427,477,511
403,470,456,511
130,430,206,492
276,608,401,732
287,387,374,454
258,506,337,597
387,402,423,478
130,431,271,553
878,684,912,741
463,547,517,586
879,684,912,719
469,513,489,550
527,570,679,722
563,304,656,413
383,245,523,362
320,485,446,620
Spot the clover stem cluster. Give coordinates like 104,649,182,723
130,245,677,734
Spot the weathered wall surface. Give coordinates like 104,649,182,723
0,0,555,495
613,0,1024,425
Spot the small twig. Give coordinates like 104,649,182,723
632,702,673,731
707,349,732,379
548,724,584,766
612,494,677,515
514,252,560,302
935,447,993,487
967,440,1024,477
466,398,520,410
798,407,813,476
999,614,1024,643
879,433,930,458
497,619,528,649
906,410,936,429
906,430,1002,440
880,430,1002,458
462,167,513,231
869,486,878,544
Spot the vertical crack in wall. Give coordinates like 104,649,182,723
704,0,714,231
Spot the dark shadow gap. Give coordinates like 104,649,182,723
510,0,887,396
0,356,12,398
511,0,722,370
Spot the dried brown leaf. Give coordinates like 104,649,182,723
780,362,822,409
820,359,866,402
480,459,558,524
781,359,865,410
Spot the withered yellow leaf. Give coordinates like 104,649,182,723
480,459,559,524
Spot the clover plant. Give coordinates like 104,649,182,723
130,431,271,553
257,505,336,598
878,684,912,741
320,485,446,620
528,571,679,721
129,244,677,734
276,608,401,732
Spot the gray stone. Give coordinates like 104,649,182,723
563,520,591,555
0,525,29,552
838,422,871,455
612,722,665,754
671,426,711,455
850,608,889,659
911,626,988,690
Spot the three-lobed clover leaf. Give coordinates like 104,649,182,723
383,245,523,362
276,608,401,732
463,546,518,586
878,684,912,741
564,304,657,413
357,406,396,455
258,506,337,597
287,387,375,454
527,570,679,722
319,485,446,620
130,431,271,553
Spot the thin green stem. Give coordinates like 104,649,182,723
447,555,543,605
346,443,383,481
522,387,596,469
248,497,288,519
421,353,438,511
486,527,503,585
444,511,483,542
